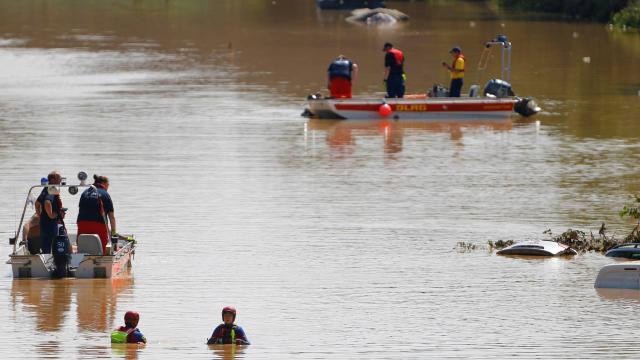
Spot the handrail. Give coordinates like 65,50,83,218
475,36,513,86
11,183,93,255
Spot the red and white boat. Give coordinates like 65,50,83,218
6,172,136,279
304,96,533,120
303,35,540,121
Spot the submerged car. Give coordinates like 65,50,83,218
605,243,640,260
595,263,640,289
496,240,577,257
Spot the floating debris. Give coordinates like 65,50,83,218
456,242,482,252
487,239,516,251
543,226,626,254
582,56,591,64
455,240,515,252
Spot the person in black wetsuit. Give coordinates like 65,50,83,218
207,307,250,345
35,171,64,254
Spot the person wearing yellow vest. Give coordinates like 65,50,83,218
111,311,147,344
442,46,465,97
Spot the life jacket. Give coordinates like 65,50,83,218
37,188,63,222
211,324,238,344
451,54,465,78
328,59,352,80
388,48,404,66
111,327,136,344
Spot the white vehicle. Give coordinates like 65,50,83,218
6,172,136,279
497,240,577,257
594,263,640,290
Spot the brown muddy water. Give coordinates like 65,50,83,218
1,0,640,359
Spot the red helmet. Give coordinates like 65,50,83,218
124,311,140,326
221,306,236,321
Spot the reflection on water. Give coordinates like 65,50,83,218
0,0,640,359
10,274,133,333
112,344,146,360
307,118,513,154
596,288,640,302
208,345,246,360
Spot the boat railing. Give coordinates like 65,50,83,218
8,171,114,256
476,35,512,85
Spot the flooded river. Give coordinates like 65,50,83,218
1,0,640,358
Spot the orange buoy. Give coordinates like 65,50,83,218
378,103,392,117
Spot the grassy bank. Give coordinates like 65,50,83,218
492,0,640,28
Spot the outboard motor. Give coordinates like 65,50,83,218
52,224,71,278
483,79,515,98
514,97,541,117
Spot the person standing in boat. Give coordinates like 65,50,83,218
77,174,117,255
442,46,465,97
35,171,65,254
327,55,358,99
383,42,405,98
111,311,147,344
207,307,250,345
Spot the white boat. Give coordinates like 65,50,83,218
6,172,136,279
594,263,640,290
303,35,541,121
496,240,578,257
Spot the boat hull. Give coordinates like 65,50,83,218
305,97,517,120
7,239,135,279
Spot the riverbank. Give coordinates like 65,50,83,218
492,0,640,28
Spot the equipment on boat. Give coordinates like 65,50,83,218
6,171,136,279
605,243,640,260
303,35,540,120
484,79,514,98
52,224,72,278
496,240,577,257
595,263,640,289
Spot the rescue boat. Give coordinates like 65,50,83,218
6,172,136,279
303,35,541,120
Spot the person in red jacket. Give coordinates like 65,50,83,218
383,42,405,98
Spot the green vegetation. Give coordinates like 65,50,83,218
493,0,640,28
612,1,640,28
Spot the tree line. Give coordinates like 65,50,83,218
493,0,640,27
